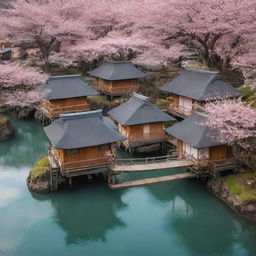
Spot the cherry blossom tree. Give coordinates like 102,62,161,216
0,62,47,108
202,99,256,149
0,62,47,88
0,0,93,70
127,0,256,71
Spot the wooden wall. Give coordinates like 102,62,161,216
50,96,89,109
45,96,90,117
176,140,233,162
95,79,138,94
209,145,233,161
119,122,164,136
54,144,111,170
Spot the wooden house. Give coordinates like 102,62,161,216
44,110,126,177
160,69,242,118
40,75,98,120
88,61,147,98
166,112,236,171
108,92,176,151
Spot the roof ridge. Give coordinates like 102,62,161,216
132,92,149,101
124,95,149,125
106,60,132,64
48,74,81,80
185,68,219,74
59,110,102,120
198,73,219,100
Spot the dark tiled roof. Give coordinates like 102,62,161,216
40,75,98,100
44,110,126,149
108,92,176,125
0,47,11,54
88,61,147,80
166,112,223,148
160,69,241,101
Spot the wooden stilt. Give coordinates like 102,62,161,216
68,177,72,188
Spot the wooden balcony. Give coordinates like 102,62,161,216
168,103,194,118
49,147,115,174
177,149,236,172
123,132,166,147
42,101,90,119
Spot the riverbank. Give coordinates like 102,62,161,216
208,172,256,222
27,156,51,193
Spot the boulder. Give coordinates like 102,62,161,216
0,115,14,141
207,173,256,222
27,157,51,193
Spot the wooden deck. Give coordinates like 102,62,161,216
109,173,197,189
112,159,194,172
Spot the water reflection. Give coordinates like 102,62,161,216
0,115,48,167
32,184,127,244
147,179,256,256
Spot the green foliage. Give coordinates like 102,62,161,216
49,66,82,76
239,87,254,98
221,172,256,202
88,95,111,105
156,98,169,106
247,94,256,108
31,157,50,178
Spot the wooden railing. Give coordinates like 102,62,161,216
126,132,166,144
61,156,112,171
209,158,237,173
49,146,115,171
177,148,236,171
168,103,194,117
116,151,178,166
42,101,90,117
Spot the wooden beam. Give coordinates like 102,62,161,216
109,172,197,189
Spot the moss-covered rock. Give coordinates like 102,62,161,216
208,172,256,221
27,157,51,193
0,115,14,141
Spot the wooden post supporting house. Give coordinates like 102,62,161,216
88,61,147,98
40,75,99,120
160,69,242,118
44,110,126,183
165,111,236,174
108,92,176,152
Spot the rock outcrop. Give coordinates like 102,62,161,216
232,143,256,173
207,173,256,221
27,157,51,193
0,115,14,141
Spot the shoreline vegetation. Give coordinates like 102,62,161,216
208,172,256,222
27,157,51,193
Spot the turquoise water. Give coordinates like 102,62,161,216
0,116,256,256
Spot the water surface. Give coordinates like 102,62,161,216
0,116,256,256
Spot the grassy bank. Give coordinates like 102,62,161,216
31,157,50,178
220,172,256,202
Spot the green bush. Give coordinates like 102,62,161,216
31,157,50,178
156,98,169,106
239,87,254,98
221,172,256,202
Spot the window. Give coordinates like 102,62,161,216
65,148,79,155
143,124,150,134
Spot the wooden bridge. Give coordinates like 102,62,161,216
109,154,196,189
